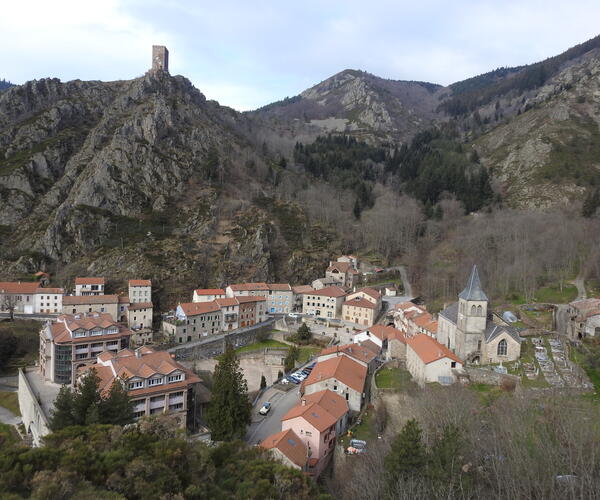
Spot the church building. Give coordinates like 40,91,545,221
437,265,521,364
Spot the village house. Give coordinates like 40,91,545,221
39,312,132,385
127,302,153,344
341,287,382,326
311,276,339,290
82,346,201,428
405,334,464,386
292,285,314,312
386,328,408,361
63,295,120,319
193,288,226,303
301,355,367,412
317,342,379,373
260,429,308,472
267,283,293,314
237,295,267,326
325,261,360,288
215,297,240,330
165,302,223,343
0,282,64,315
392,301,433,337
336,255,359,270
302,286,347,320
281,389,349,477
225,282,270,297
352,324,400,349
437,266,522,364
74,277,105,296
128,279,152,304
566,298,600,339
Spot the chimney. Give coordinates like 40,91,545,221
135,348,142,358
301,398,306,406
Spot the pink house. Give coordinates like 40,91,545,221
281,389,349,477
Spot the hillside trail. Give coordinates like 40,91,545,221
572,275,587,301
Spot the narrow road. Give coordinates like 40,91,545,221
245,386,300,445
382,265,413,297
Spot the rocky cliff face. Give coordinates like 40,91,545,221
250,69,444,144
0,71,337,303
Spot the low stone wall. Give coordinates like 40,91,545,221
167,319,275,360
18,368,50,447
465,366,520,388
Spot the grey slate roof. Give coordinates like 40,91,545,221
439,302,458,325
458,265,488,302
484,322,522,344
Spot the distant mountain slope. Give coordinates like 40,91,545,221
249,69,444,144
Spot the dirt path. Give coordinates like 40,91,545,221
573,275,587,301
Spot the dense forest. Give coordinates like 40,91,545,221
0,422,317,499
440,34,600,116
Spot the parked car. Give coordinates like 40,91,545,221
286,375,300,384
293,372,307,381
259,402,272,415
288,312,300,318
347,439,367,455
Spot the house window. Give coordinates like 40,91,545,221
305,431,312,437
451,361,456,368
497,339,507,356
477,305,483,316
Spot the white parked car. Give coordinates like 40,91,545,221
259,402,272,415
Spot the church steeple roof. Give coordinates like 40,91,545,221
459,265,488,301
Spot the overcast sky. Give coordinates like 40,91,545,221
2,0,599,110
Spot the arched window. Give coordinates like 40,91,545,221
477,305,483,316
471,305,476,315
497,339,507,356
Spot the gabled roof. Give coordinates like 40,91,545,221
214,297,239,307
236,295,266,303
179,301,221,316
194,288,225,296
358,287,381,299
292,285,314,294
359,339,382,353
303,355,367,394
228,282,269,291
407,334,462,364
361,324,400,341
439,302,458,325
301,389,349,421
327,261,353,273
0,281,41,294
261,429,307,468
458,265,488,301
49,313,131,344
268,283,292,291
319,343,377,364
128,279,151,287
35,287,64,294
485,323,522,344
342,297,377,309
75,277,105,285
310,286,347,298
282,401,337,432
63,294,119,305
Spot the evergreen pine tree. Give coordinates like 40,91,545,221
284,345,299,372
427,424,464,483
49,386,76,431
385,419,427,484
99,379,134,425
206,343,251,441
296,323,312,343
72,369,102,425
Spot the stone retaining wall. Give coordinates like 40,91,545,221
465,366,521,388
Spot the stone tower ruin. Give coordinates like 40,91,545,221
151,45,169,72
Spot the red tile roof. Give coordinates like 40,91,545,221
75,277,105,285
48,313,131,344
361,325,400,341
319,343,377,365
236,295,266,303
292,285,314,294
118,296,130,304
302,389,349,421
303,355,367,394
194,288,225,295
179,301,221,316
282,401,337,432
407,334,462,364
35,287,64,294
128,279,152,286
342,297,377,310
0,281,41,294
359,339,381,354
228,282,269,291
268,283,292,291
358,287,381,299
214,297,240,307
63,294,119,305
261,429,307,468
310,286,347,298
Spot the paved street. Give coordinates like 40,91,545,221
245,385,300,445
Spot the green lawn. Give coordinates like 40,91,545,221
341,406,377,448
298,346,320,364
235,340,290,354
533,284,577,304
0,391,20,416
570,341,600,396
375,367,415,391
